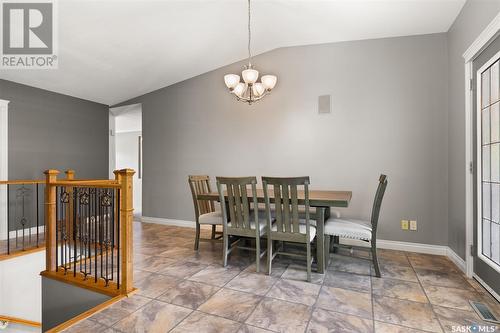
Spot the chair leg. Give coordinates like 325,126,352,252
211,225,216,239
371,240,381,278
333,236,339,253
306,242,312,282
267,236,272,276
256,237,261,273
324,235,331,267
194,222,201,251
223,232,229,267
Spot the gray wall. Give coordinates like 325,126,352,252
117,33,449,246
42,277,110,331
0,79,109,180
447,0,500,259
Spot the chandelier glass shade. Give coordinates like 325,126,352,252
223,0,277,105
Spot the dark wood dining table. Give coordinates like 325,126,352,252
197,189,352,273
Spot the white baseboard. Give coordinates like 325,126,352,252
140,216,195,228
376,239,448,255
140,216,467,272
446,247,467,273
473,274,500,303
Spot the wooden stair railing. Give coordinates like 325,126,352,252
40,169,135,297
0,179,46,261
0,315,41,328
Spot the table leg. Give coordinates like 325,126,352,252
316,207,325,274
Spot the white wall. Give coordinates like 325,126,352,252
0,99,8,241
0,250,44,323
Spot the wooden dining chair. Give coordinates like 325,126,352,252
188,175,223,250
324,174,388,277
216,176,267,271
262,176,316,282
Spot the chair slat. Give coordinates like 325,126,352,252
233,184,243,229
241,184,250,229
227,184,237,227
282,185,291,233
291,185,299,233
274,185,283,232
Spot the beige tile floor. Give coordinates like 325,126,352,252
64,222,500,333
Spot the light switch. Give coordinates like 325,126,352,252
401,220,409,230
410,220,417,231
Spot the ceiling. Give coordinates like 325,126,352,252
0,0,466,105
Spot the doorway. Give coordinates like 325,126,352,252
109,104,142,218
474,35,500,299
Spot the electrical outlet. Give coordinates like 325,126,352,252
401,220,409,230
410,220,417,231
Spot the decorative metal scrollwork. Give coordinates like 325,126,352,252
79,191,89,205
60,191,70,203
101,191,112,207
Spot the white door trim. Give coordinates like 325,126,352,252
0,99,9,240
464,12,500,278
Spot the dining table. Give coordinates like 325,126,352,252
197,189,352,273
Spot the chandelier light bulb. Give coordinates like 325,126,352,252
242,68,259,84
253,82,265,96
233,82,247,98
261,75,277,90
224,74,240,89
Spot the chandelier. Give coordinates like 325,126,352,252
223,0,277,105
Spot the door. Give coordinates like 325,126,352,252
474,35,500,297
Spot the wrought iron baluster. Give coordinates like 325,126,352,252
36,184,39,247
7,184,9,255
73,187,77,277
94,188,98,283
56,187,59,271
117,189,120,289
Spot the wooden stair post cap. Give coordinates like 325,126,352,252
113,169,135,175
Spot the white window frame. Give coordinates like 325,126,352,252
464,12,500,279
476,51,500,274
0,99,9,241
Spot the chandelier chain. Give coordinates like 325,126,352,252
247,0,251,65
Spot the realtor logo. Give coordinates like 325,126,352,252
1,0,58,69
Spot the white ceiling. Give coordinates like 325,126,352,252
0,0,466,105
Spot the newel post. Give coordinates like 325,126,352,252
65,169,75,180
114,168,135,294
65,169,75,238
44,169,59,271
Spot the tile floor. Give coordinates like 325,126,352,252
63,222,500,333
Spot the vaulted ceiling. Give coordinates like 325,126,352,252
0,0,466,105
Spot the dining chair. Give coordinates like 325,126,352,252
188,175,223,250
262,176,316,282
324,174,388,277
216,176,267,272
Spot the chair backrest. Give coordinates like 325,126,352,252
216,177,259,233
262,176,311,235
188,175,215,219
370,174,388,232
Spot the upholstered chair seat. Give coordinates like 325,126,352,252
324,218,372,240
198,211,223,225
